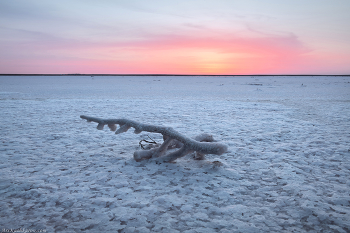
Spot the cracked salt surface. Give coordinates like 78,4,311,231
1,76,350,232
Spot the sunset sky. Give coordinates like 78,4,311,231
1,0,349,75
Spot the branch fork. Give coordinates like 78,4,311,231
80,115,228,162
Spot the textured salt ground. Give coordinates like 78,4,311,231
0,76,349,232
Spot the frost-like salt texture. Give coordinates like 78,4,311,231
0,76,349,232
79,115,228,162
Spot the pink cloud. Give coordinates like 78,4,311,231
121,32,309,56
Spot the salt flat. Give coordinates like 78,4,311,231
0,76,349,232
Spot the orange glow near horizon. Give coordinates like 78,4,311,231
1,1,350,75
1,30,349,75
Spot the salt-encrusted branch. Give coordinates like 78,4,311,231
80,115,228,162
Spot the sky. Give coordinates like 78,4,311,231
0,0,350,75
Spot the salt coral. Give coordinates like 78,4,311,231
80,115,228,162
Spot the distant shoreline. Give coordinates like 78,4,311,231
0,74,349,77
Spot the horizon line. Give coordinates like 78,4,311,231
1,74,349,77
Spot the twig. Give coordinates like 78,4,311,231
139,135,158,150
